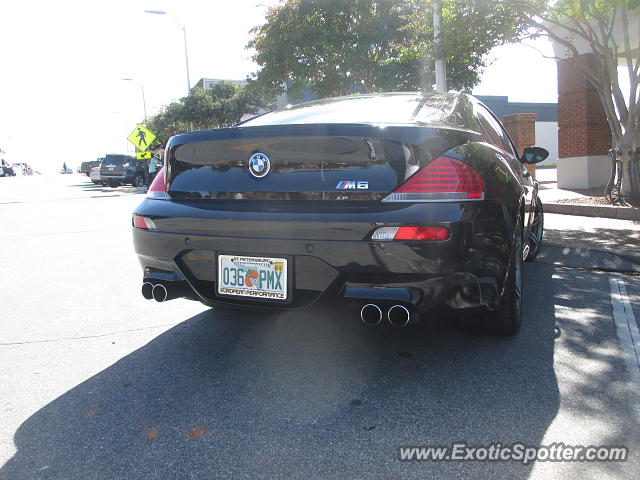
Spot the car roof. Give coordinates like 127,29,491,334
239,92,478,130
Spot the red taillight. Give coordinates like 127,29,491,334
394,226,449,241
371,226,450,241
383,157,484,202
147,167,168,199
132,215,157,230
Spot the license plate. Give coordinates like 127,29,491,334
217,255,287,300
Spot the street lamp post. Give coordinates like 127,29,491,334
433,0,447,92
144,9,191,96
120,78,147,121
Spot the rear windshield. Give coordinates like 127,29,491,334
103,156,132,166
240,93,475,129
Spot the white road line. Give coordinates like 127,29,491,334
609,276,640,419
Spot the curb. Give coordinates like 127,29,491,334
544,202,639,221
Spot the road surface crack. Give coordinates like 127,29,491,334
0,323,178,346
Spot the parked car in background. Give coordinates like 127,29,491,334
80,159,102,176
90,166,102,184
100,154,146,188
132,92,548,336
11,163,33,175
0,165,16,177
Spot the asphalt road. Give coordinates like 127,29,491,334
1,174,639,479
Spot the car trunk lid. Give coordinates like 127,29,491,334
166,124,472,201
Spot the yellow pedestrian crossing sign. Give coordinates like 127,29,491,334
136,151,152,160
127,124,156,152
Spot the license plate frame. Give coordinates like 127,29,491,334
216,254,289,302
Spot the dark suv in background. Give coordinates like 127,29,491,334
100,154,146,188
79,159,102,176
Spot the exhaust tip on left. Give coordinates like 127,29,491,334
152,284,168,302
141,282,154,300
360,304,383,326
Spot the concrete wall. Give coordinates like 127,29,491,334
535,122,559,167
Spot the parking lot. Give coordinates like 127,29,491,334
1,174,640,479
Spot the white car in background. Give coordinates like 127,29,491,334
90,166,102,185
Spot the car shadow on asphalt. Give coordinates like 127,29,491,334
4,260,639,478
67,180,147,196
1,266,564,479
21,257,640,478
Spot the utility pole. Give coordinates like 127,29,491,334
181,24,191,96
433,0,447,92
141,84,147,121
144,10,191,96
121,78,147,121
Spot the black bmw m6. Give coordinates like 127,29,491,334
132,92,547,335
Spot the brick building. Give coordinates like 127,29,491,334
547,12,639,189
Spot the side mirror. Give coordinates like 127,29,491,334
521,146,549,164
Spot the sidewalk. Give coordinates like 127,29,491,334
536,167,639,220
538,167,639,266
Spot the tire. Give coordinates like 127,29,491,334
485,216,523,336
525,200,543,262
133,173,145,188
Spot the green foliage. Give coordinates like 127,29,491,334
248,0,546,98
549,0,639,22
145,81,266,146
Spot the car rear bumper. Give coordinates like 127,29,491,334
101,173,133,182
132,199,513,313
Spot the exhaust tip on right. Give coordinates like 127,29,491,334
360,304,383,326
152,284,168,302
388,305,411,328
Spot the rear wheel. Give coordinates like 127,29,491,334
485,218,523,336
525,200,543,261
133,173,145,188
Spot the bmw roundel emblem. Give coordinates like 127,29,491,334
248,152,271,178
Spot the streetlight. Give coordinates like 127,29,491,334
144,9,191,95
433,0,447,92
120,78,147,120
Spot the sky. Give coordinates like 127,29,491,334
0,0,559,173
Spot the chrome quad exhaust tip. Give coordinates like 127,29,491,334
387,304,412,328
360,303,383,326
142,281,190,302
152,283,169,302
141,282,155,300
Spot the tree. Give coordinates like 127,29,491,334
248,0,546,100
530,0,640,207
145,81,265,146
